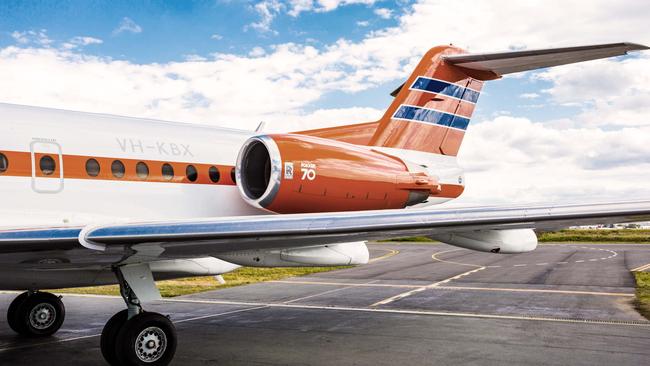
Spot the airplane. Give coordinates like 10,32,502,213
1,42,649,366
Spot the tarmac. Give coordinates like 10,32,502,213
1,242,650,365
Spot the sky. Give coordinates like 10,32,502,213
0,0,649,205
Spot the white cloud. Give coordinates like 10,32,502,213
519,92,539,99
210,34,223,40
61,36,103,50
248,0,283,33
113,17,143,35
457,116,650,204
374,8,392,19
288,0,378,16
356,20,370,27
249,46,266,57
10,30,53,46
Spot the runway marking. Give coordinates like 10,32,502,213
370,252,487,307
0,305,267,353
270,280,634,297
369,248,400,263
632,263,650,272
283,280,379,304
164,298,650,327
429,245,619,268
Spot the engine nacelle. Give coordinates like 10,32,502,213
236,134,441,213
430,229,538,254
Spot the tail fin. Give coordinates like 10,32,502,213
368,45,480,156
297,42,648,155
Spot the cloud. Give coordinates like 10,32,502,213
112,17,143,35
374,8,392,19
10,30,53,46
457,116,650,204
210,34,223,40
248,0,283,33
356,20,370,27
287,0,378,16
61,36,103,50
519,92,539,99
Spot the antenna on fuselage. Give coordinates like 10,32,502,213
255,121,266,132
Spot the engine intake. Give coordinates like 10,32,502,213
236,134,442,214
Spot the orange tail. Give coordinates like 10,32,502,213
298,45,483,156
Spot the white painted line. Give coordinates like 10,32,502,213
575,260,585,263
536,263,548,266
514,264,527,267
284,280,378,304
0,305,267,353
557,262,569,264
164,298,650,328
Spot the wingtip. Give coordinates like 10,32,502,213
623,42,650,51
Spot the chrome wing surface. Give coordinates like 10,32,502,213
65,200,650,256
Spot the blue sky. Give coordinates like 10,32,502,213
0,0,648,204
0,0,577,122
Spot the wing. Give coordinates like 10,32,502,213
444,42,648,76
62,200,649,256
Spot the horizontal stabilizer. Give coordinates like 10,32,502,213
444,42,648,76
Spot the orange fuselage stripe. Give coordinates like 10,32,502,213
0,150,236,185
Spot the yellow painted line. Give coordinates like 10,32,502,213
632,263,650,272
369,248,399,263
430,249,484,268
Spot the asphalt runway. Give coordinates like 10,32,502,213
1,242,650,365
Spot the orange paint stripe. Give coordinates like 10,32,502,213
0,150,236,186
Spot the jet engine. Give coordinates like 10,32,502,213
235,134,442,213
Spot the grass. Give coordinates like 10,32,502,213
538,229,650,243
634,271,650,321
52,266,350,298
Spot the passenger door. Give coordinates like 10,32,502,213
30,139,64,193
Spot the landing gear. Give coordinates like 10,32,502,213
100,267,177,366
6,291,65,336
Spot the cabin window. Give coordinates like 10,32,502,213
186,165,198,182
136,162,149,179
230,167,236,184
39,155,56,175
0,153,7,173
208,166,220,183
162,163,174,180
111,160,125,178
85,159,100,177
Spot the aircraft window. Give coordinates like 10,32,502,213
136,162,149,179
0,153,7,173
85,159,100,177
208,166,220,183
230,167,236,184
186,165,198,182
39,155,56,175
162,163,174,180
111,160,125,178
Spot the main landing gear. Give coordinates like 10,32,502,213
7,291,65,337
100,267,177,366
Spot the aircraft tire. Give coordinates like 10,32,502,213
100,309,129,365
7,291,30,334
115,312,177,366
14,292,65,336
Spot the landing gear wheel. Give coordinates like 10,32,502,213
7,292,29,334
13,292,65,336
100,309,129,365
115,312,177,366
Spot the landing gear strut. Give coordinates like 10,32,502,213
6,291,65,337
100,267,177,366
